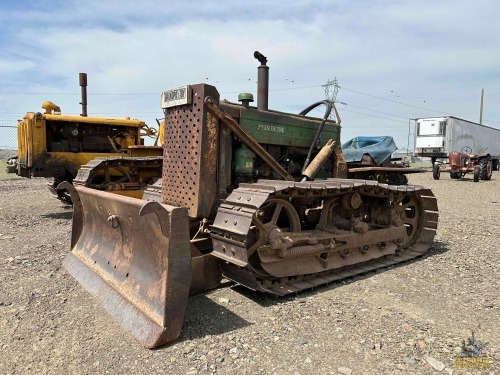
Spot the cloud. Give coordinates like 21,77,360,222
0,0,499,150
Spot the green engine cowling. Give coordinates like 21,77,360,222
237,105,339,149
222,100,341,183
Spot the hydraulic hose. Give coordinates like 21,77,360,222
299,100,340,172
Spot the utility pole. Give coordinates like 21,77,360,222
323,78,339,120
323,78,339,102
407,118,412,156
479,88,484,125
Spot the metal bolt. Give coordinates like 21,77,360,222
341,249,350,258
359,245,369,254
107,215,119,228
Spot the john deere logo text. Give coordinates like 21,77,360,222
257,124,285,133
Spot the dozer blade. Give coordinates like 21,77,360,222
63,185,191,348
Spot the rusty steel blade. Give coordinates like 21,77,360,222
63,186,192,348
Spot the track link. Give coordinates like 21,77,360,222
211,178,438,296
73,156,163,190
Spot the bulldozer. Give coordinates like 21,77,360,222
62,52,439,348
6,73,164,203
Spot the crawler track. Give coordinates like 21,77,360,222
211,178,438,296
73,156,163,190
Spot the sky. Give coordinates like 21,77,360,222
1,0,499,151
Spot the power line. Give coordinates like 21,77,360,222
283,97,414,123
237,83,500,125
339,86,500,125
302,103,409,125
1,82,499,125
337,102,410,120
338,107,408,124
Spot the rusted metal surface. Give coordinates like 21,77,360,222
49,178,73,204
302,139,336,180
63,186,192,348
205,96,294,182
57,181,83,246
79,73,88,117
346,169,409,185
189,254,222,295
332,142,348,178
346,165,425,185
254,51,269,111
161,84,220,218
73,156,163,190
348,166,427,173
141,179,223,295
448,151,462,168
211,178,438,295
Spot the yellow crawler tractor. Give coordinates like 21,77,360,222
7,73,163,203
63,53,438,348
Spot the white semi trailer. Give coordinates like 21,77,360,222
414,116,500,170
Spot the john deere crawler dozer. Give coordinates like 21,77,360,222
63,52,438,348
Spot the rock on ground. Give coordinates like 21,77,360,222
0,172,498,374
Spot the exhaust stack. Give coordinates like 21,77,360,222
254,51,269,111
79,73,88,117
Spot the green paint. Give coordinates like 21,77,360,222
239,108,340,148
233,144,255,176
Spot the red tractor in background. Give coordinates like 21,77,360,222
433,146,493,182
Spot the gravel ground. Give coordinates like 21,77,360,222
0,172,498,374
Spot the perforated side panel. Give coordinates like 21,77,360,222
161,84,220,218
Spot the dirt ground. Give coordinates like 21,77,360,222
0,172,498,374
